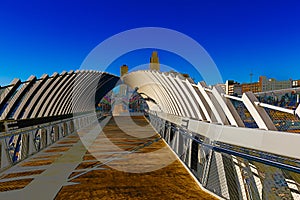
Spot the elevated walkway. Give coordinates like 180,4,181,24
0,116,216,199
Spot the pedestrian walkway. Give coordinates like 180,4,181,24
0,116,217,200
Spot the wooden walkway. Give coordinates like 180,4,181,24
0,116,217,200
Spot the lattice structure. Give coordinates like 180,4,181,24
264,108,300,132
256,90,300,109
230,99,259,128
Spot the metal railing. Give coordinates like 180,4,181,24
148,113,300,200
0,113,98,171
223,92,300,131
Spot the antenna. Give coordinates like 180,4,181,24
250,72,253,83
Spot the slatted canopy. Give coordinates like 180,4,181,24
0,70,119,121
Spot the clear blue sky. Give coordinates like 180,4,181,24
0,0,300,86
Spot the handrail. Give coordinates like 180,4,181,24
0,112,99,171
0,112,95,138
149,113,300,200
254,101,295,115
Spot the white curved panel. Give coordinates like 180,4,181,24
197,82,223,124
0,76,36,120
68,71,95,114
179,80,203,120
139,84,166,111
50,72,76,116
151,72,179,115
0,79,21,116
23,73,59,119
34,72,68,118
212,86,244,127
42,71,75,117
13,74,48,119
165,74,190,117
145,72,172,113
183,80,206,121
160,73,186,116
174,76,197,119
242,92,277,131
58,71,89,115
125,71,168,113
38,72,71,117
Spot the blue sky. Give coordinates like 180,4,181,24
0,0,300,86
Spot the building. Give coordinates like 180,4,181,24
225,80,235,95
219,75,298,98
149,51,160,71
225,80,242,96
120,64,128,77
241,82,261,93
217,83,226,92
120,65,128,96
215,81,242,96
229,76,293,94
259,76,292,92
292,80,300,88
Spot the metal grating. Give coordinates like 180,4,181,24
230,99,259,128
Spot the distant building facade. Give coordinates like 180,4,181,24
292,80,300,88
221,76,294,95
259,76,292,92
217,81,242,96
241,82,261,93
225,80,242,96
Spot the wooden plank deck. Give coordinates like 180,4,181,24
0,116,218,200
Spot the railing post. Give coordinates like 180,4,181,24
45,128,50,147
0,139,11,170
28,130,36,155
242,92,277,130
20,133,29,160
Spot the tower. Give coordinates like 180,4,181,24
120,64,128,77
120,65,128,96
149,51,160,71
